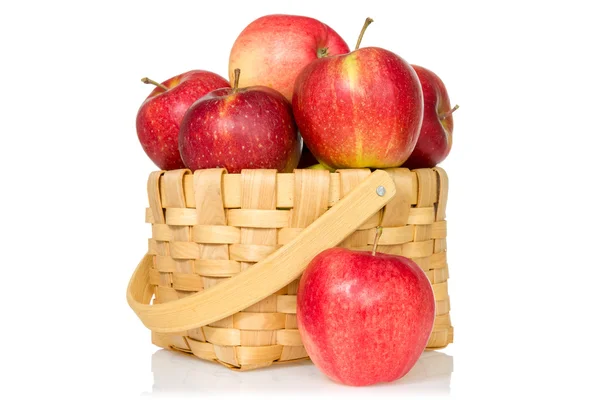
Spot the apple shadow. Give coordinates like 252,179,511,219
144,348,453,397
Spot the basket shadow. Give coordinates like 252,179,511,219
147,348,453,396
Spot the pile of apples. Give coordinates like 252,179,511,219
136,15,457,173
136,14,456,387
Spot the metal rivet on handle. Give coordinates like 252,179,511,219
376,186,386,197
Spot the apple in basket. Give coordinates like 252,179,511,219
402,65,459,169
297,229,435,386
179,69,301,173
229,14,350,102
136,70,230,170
292,18,423,170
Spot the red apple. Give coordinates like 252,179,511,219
297,247,435,386
402,65,458,169
292,19,423,169
229,14,350,102
179,69,301,173
136,70,230,170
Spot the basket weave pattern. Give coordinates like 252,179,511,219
144,167,452,370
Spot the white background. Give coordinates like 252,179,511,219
1,0,599,398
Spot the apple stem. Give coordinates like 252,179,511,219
371,226,383,256
355,17,374,50
233,68,241,94
440,104,460,121
141,77,168,92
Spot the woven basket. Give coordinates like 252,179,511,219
127,167,453,370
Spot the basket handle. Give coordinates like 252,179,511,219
127,170,397,333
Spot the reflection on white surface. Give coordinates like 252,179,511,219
144,348,453,397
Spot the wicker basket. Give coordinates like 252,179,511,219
127,167,453,370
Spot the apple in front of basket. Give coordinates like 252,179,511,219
296,234,436,386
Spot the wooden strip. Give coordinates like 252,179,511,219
194,169,227,225
229,244,280,262
232,312,286,330
187,327,206,342
287,169,331,295
203,277,229,291
239,169,278,275
209,315,234,329
193,169,231,299
402,240,434,258
407,207,435,225
276,329,303,346
285,314,298,329
413,225,433,242
338,170,376,248
145,208,153,224
415,169,437,207
155,286,178,302
148,239,166,256
164,170,194,276
221,174,241,209
240,330,278,346
412,256,431,271
172,273,204,292
195,259,241,277
151,331,172,350
155,255,176,272
353,219,382,230
426,328,449,349
381,168,413,226
227,209,291,228
339,169,380,231
148,171,165,224
187,337,217,360
169,242,199,260
433,266,449,283
287,279,300,296
214,345,239,367
157,272,172,288
431,220,447,239
203,326,241,346
148,268,160,285
290,169,330,228
435,238,447,253
433,167,449,221
163,169,191,208
192,225,240,244
366,225,414,245
430,251,448,269
279,346,309,362
152,224,171,241
169,335,191,352
426,266,449,284
435,313,451,327
432,281,449,301
328,173,341,207
276,295,297,314
236,345,283,366
277,228,303,245
165,208,197,226
436,298,450,315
